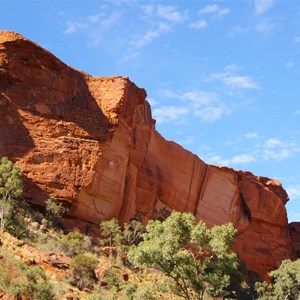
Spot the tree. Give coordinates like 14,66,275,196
45,195,68,227
100,218,122,248
69,254,98,290
100,218,123,259
100,218,144,264
0,157,23,229
123,220,144,247
128,211,242,300
256,259,300,300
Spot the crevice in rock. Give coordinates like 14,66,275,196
194,163,208,216
240,193,252,222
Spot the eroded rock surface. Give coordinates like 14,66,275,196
289,222,300,259
0,31,295,279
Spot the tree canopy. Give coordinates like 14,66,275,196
256,259,300,300
128,211,242,300
0,157,23,228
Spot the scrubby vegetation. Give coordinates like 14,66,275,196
0,157,299,299
0,248,55,299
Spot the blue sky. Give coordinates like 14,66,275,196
1,0,300,222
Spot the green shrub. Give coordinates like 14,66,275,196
256,259,300,300
0,157,23,234
59,231,91,257
45,196,68,228
69,253,98,290
0,248,54,299
4,212,28,239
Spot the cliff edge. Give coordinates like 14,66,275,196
0,31,297,279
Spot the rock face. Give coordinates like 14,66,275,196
0,31,295,279
289,222,300,259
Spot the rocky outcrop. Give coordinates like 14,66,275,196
289,222,300,259
0,31,295,279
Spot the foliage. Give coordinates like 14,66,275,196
45,195,68,227
255,259,300,300
4,212,28,239
123,220,144,247
0,248,54,299
231,261,260,299
100,218,144,263
128,211,242,300
100,218,122,248
87,279,158,300
0,157,23,229
59,231,91,257
69,253,98,290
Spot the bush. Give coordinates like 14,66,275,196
45,196,68,228
0,157,23,231
0,248,54,299
59,231,91,257
69,254,98,290
4,212,28,239
256,259,300,300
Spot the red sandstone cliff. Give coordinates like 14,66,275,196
0,31,297,279
290,222,300,259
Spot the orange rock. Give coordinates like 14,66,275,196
0,31,296,280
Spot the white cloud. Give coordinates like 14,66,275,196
207,64,260,89
254,0,275,15
208,71,260,90
286,185,300,199
224,64,240,72
160,89,218,106
64,21,87,34
224,75,260,89
198,4,231,16
245,132,259,139
200,134,300,169
120,4,186,62
189,19,207,30
63,3,186,60
203,153,256,166
101,11,121,28
295,110,300,115
263,149,292,161
190,4,229,31
87,13,104,24
142,4,187,23
152,106,189,123
147,97,158,107
263,138,300,161
156,5,187,22
63,9,121,46
255,18,279,35
152,89,230,124
230,154,256,164
228,25,251,38
264,138,284,149
178,136,195,146
132,30,161,48
194,104,228,122
228,18,279,38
